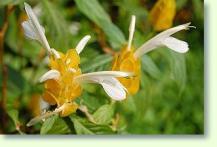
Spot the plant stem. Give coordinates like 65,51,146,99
0,5,14,133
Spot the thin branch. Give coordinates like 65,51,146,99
78,105,96,124
0,5,15,133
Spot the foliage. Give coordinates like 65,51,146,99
0,0,204,134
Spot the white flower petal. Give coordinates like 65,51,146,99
23,2,51,52
26,107,62,127
22,20,45,40
26,103,67,127
75,35,91,54
39,97,49,112
163,37,189,53
75,71,132,82
127,15,136,50
75,71,130,100
50,48,60,59
156,23,191,38
134,23,192,58
39,69,60,83
101,78,126,101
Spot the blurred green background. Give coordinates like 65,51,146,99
0,0,203,134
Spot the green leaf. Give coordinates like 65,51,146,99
40,115,71,134
40,115,58,134
80,91,110,113
41,0,72,51
169,50,187,92
6,12,42,59
93,104,114,125
72,118,94,135
158,48,187,92
70,116,114,135
0,0,24,6
7,65,30,98
176,0,188,10
7,108,25,134
7,109,19,126
84,123,114,134
81,54,112,72
0,65,30,103
192,0,204,20
141,55,162,79
75,0,126,49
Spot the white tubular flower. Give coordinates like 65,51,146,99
23,3,134,127
75,71,132,101
127,15,136,51
134,23,194,58
27,103,66,127
75,35,91,54
39,69,60,83
22,3,51,52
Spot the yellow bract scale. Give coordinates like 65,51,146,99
60,102,78,117
149,0,176,31
112,47,141,94
42,49,82,116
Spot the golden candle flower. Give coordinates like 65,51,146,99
22,3,132,126
112,15,193,96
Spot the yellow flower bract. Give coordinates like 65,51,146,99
42,49,82,117
149,0,176,31
112,47,141,95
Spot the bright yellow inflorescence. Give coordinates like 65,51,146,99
42,49,82,117
149,0,176,31
112,46,141,95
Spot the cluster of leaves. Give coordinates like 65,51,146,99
0,0,204,134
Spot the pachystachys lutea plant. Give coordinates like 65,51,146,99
112,15,195,97
22,3,132,126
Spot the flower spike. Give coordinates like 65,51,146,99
22,3,135,126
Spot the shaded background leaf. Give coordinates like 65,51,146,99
40,115,71,134
70,116,114,135
75,0,126,49
93,104,114,125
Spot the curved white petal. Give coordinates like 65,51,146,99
75,71,130,100
134,23,192,58
75,35,91,54
127,15,136,50
26,104,64,127
163,37,189,53
39,97,49,112
101,78,126,101
22,20,45,40
39,69,60,83
23,2,51,52
75,71,132,82
156,23,191,38
50,48,60,59
26,103,69,127
26,111,57,127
